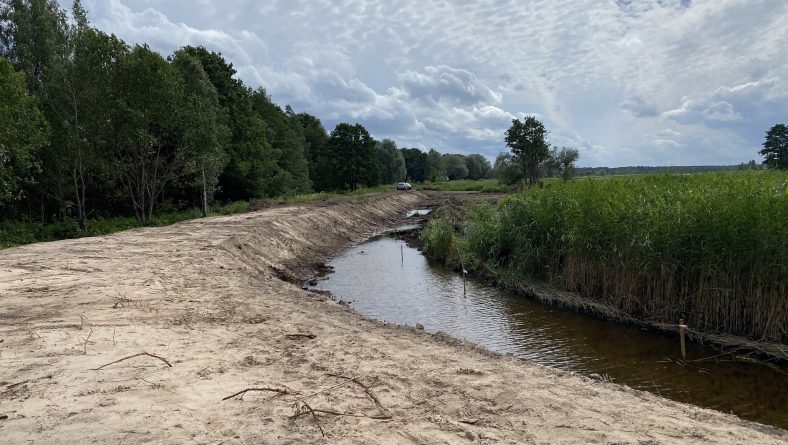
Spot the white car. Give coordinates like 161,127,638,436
397,182,412,190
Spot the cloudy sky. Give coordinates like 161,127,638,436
63,0,787,166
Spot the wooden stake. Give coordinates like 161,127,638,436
462,266,467,295
400,244,404,264
679,319,687,359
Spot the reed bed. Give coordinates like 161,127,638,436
424,171,788,343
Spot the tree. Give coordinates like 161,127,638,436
110,45,189,225
327,123,381,191
491,152,522,185
465,154,491,180
171,50,230,216
176,46,277,202
401,147,428,182
443,154,468,180
760,123,788,170
0,0,67,93
376,138,406,184
550,147,580,182
505,116,550,186
425,148,443,182
251,94,311,196
45,17,127,229
295,111,332,191
0,56,47,206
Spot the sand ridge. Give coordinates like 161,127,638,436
0,192,785,444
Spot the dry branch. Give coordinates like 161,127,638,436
290,407,392,420
293,402,325,437
285,333,317,339
80,329,93,355
92,352,172,370
222,386,296,401
326,373,389,414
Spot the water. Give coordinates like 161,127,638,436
314,235,788,429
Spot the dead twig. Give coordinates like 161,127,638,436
222,386,296,401
326,373,389,414
290,407,392,420
79,314,85,330
285,333,317,339
92,352,172,370
80,329,93,355
459,419,480,425
292,401,325,437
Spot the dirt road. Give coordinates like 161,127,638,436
0,192,785,444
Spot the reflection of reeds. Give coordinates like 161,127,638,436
425,171,788,349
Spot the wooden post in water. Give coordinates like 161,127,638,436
679,319,687,359
401,244,404,264
462,266,467,295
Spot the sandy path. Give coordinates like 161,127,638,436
0,192,785,444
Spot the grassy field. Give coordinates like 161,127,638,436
423,178,511,192
423,171,788,343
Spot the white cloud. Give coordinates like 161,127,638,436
67,0,788,166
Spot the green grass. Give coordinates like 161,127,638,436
423,171,788,342
424,179,510,192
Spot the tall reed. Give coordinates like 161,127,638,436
430,171,788,342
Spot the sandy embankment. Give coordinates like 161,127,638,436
0,192,785,444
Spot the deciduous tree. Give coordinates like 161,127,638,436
760,123,788,170
505,116,550,186
0,56,47,205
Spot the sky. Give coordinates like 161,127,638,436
63,0,787,167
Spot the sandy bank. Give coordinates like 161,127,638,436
0,192,785,444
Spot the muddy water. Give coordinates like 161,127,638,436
314,235,788,429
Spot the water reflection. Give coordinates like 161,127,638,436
315,236,788,428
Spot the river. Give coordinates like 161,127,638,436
313,227,788,429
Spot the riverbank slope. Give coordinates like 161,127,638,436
0,192,785,444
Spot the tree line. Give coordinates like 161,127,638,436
0,0,494,227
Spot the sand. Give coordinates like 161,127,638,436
0,192,785,444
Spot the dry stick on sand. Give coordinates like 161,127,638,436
292,401,325,437
222,386,296,401
92,352,172,370
291,406,393,420
285,333,317,339
326,373,390,415
80,329,93,355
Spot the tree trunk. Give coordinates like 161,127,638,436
201,163,208,218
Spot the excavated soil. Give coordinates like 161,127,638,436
0,192,785,444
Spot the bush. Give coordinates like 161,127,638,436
421,217,455,263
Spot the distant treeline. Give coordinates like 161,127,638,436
575,162,762,177
0,0,490,227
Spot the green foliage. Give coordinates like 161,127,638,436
443,154,469,180
425,179,506,192
327,123,381,191
376,139,406,184
111,44,187,225
251,95,311,196
505,116,550,186
439,171,788,342
401,147,428,182
760,123,788,170
490,152,523,185
465,154,492,180
421,217,455,263
295,112,332,191
171,49,230,215
0,56,46,205
548,146,580,182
